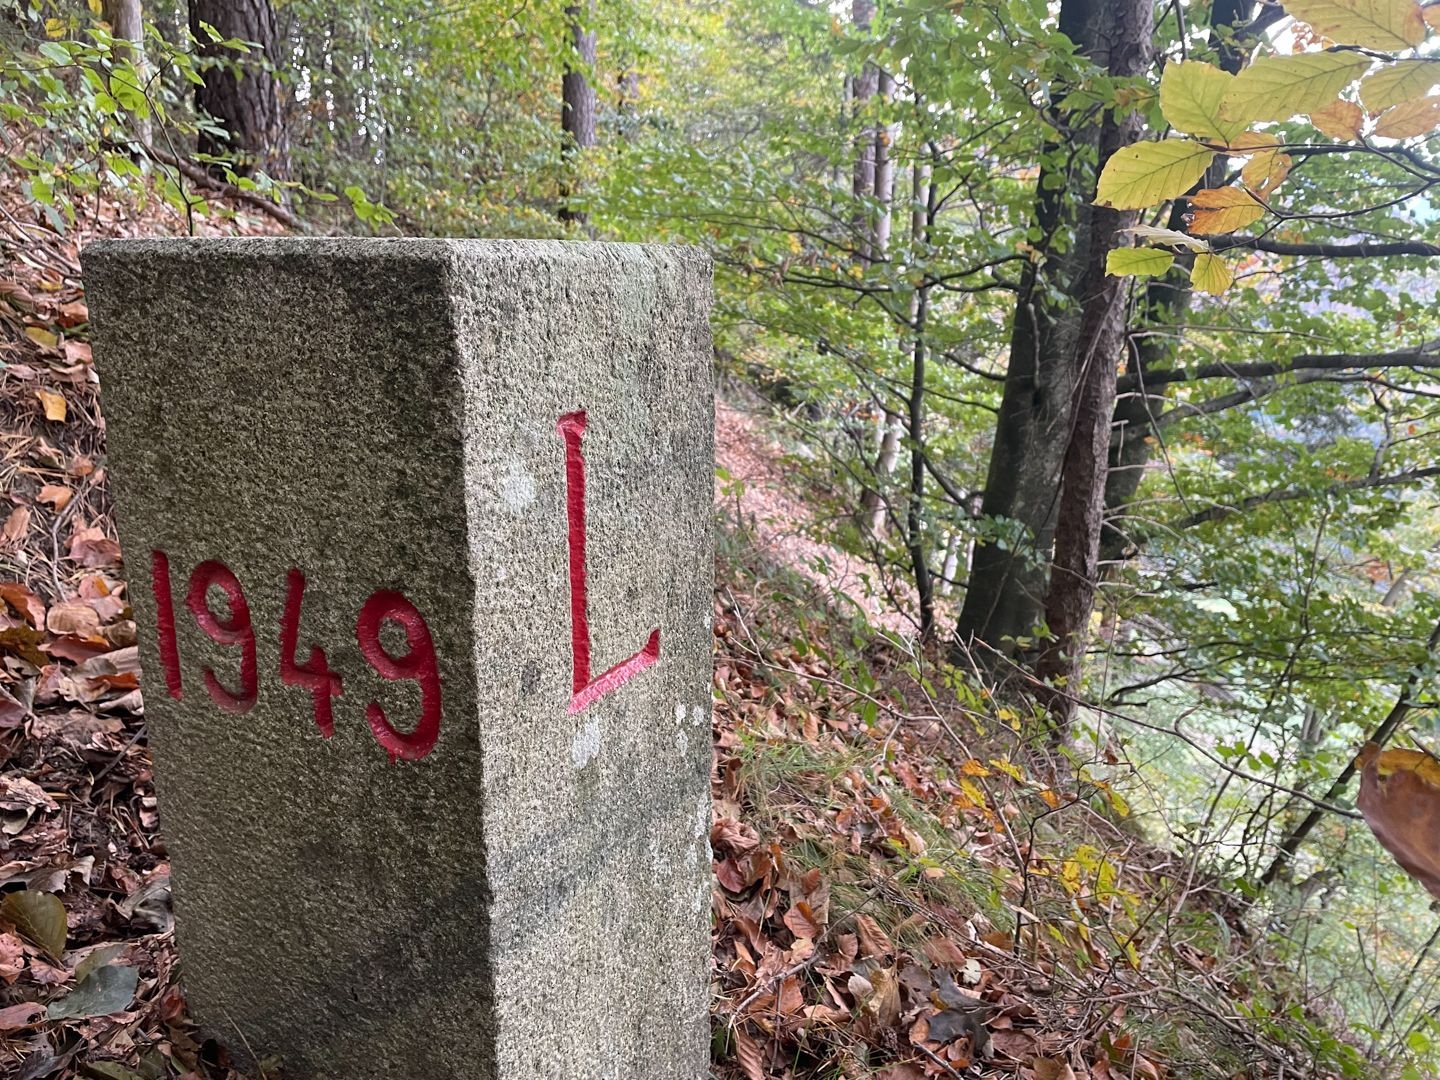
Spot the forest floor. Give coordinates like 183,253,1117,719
0,184,1360,1079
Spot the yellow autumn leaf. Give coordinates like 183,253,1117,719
1223,132,1281,153
1190,253,1233,295
1375,94,1440,137
988,758,1024,782
35,389,66,422
44,17,66,38
1358,60,1440,112
1159,61,1249,142
1095,140,1216,210
1220,52,1371,125
1310,98,1366,139
1241,148,1293,195
959,778,988,809
960,758,992,777
24,326,59,350
1282,0,1426,50
1106,247,1176,277
1188,187,1266,234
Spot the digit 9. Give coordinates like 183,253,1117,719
185,560,258,714
356,590,442,761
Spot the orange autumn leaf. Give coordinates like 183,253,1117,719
1356,742,1440,899
37,485,72,512
34,388,65,422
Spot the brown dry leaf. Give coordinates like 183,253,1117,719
0,583,45,629
55,300,87,327
36,484,72,512
855,914,894,959
783,900,823,940
46,601,102,639
1356,741,1440,898
734,1024,766,1080
1310,98,1364,140
0,932,23,982
0,1001,42,1031
1241,148,1292,197
1034,1057,1078,1080
1375,95,1440,138
68,526,121,569
34,388,66,421
3,505,31,545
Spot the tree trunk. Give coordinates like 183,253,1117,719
955,0,1153,668
850,0,878,261
905,171,938,637
189,0,289,179
102,0,150,145
559,2,597,224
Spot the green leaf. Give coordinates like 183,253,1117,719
1358,60,1440,111
38,42,71,65
80,1063,147,1080
46,964,138,1020
1,891,65,957
1190,252,1233,295
1282,0,1426,50
1220,52,1371,124
1106,248,1176,277
1159,61,1248,142
1095,140,1215,210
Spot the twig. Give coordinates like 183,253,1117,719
142,144,299,228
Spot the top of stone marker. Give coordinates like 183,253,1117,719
81,236,710,268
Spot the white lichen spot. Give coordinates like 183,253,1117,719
570,714,602,769
674,702,687,726
676,729,689,757
695,792,711,839
692,704,708,727
499,457,536,513
694,874,711,913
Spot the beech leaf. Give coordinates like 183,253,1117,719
1095,141,1215,210
1190,253,1233,295
1159,61,1248,142
45,962,138,1020
1220,53,1371,124
0,890,66,958
1282,0,1426,50
1374,95,1440,137
1187,187,1266,234
1358,60,1440,112
1106,248,1176,277
1311,98,1366,140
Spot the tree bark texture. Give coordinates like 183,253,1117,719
189,0,289,179
559,3,597,224
955,0,1154,683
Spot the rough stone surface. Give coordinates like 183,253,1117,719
81,238,714,1080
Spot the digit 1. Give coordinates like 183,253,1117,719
150,549,183,700
185,560,258,715
279,569,344,737
356,590,442,762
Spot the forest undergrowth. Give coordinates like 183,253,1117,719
0,169,1422,1080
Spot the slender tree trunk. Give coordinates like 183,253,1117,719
850,0,878,262
103,0,150,145
559,2,597,224
189,0,289,179
955,0,1152,667
906,171,938,637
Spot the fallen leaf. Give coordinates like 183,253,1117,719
734,1024,765,1080
1034,1057,1078,1080
0,891,66,958
3,506,31,545
25,326,59,350
34,389,66,422
46,601,102,639
0,1001,44,1031
36,485,72,512
0,583,46,628
68,526,121,569
45,962,138,1019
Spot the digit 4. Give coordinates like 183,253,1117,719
280,568,344,736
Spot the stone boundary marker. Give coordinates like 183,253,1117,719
81,239,714,1079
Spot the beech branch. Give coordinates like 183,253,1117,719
1209,235,1440,258
1116,349,1440,393
143,144,299,229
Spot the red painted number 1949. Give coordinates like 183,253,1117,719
147,409,659,761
